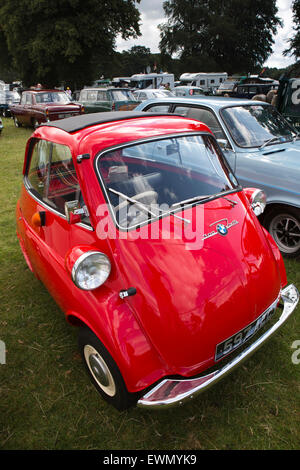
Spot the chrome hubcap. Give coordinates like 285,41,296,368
84,345,116,397
270,213,300,254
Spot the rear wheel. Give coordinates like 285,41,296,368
264,206,300,258
78,327,137,410
32,118,39,129
13,116,21,127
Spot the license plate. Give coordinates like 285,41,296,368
215,302,277,361
58,113,72,118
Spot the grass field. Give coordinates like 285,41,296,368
0,116,299,450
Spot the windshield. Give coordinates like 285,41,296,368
221,104,297,148
218,82,236,91
153,90,174,98
96,134,238,228
111,90,136,101
35,92,71,104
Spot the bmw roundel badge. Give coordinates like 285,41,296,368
217,224,228,236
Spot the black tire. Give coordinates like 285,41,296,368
78,327,137,410
32,118,39,129
264,206,300,258
13,116,21,127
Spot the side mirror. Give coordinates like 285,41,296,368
217,138,231,150
65,200,83,224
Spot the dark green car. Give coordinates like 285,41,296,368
276,78,300,130
78,87,139,113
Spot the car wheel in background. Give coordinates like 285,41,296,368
13,116,22,127
32,118,39,129
264,206,300,258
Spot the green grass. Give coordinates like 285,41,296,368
0,117,299,450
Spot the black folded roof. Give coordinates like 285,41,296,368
40,111,172,133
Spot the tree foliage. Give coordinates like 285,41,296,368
0,0,141,88
284,0,300,58
159,0,282,74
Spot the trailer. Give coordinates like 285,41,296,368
179,72,228,93
130,73,174,90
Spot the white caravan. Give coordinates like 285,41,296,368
179,72,228,93
130,73,175,90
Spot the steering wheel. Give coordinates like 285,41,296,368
114,190,158,227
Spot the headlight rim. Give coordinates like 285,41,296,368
250,188,267,216
71,250,111,291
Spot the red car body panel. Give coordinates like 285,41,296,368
16,114,289,394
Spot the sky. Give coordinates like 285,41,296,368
116,0,296,69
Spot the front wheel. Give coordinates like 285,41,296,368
78,327,137,410
264,206,300,258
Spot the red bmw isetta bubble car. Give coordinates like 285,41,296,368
16,111,299,410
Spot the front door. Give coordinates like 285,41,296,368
19,138,93,304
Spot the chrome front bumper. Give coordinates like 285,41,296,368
137,284,299,409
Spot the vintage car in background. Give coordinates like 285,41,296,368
172,86,205,97
78,87,138,113
16,111,298,410
132,88,174,101
136,97,300,257
10,89,84,128
0,89,21,116
215,78,239,96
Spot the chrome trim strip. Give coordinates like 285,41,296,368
137,284,299,409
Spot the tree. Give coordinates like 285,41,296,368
120,46,152,76
284,0,300,58
0,0,141,88
159,0,282,74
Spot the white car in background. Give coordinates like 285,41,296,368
133,88,175,101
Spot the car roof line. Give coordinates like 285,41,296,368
39,111,175,133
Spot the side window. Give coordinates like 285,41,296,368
26,94,32,104
145,105,170,113
185,107,227,140
175,90,185,97
27,140,51,197
173,106,189,116
21,94,27,105
87,90,97,101
27,140,90,224
80,90,87,100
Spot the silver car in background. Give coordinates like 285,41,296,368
136,97,300,257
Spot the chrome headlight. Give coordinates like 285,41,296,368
250,189,267,216
72,251,111,290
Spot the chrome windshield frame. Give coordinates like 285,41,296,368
94,132,240,231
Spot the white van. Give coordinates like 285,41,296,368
179,72,228,93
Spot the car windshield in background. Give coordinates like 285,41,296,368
96,134,238,228
35,92,71,104
111,90,136,101
218,82,236,91
221,105,298,148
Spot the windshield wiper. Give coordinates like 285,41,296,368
172,192,238,208
108,188,191,224
260,136,284,149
